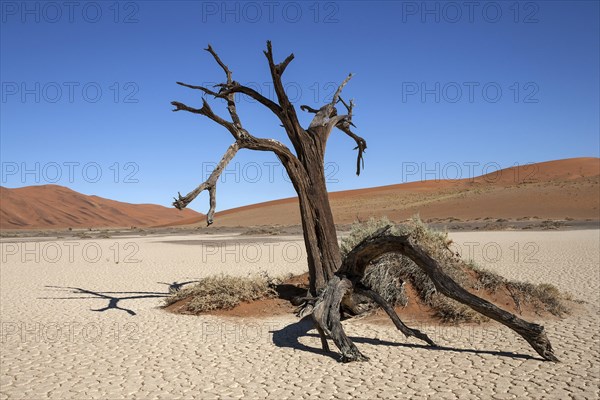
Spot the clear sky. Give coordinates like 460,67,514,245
1,1,599,213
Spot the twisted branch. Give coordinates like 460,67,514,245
335,96,366,175
337,129,366,176
334,229,560,362
173,142,240,226
171,99,245,140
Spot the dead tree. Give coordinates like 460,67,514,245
171,42,558,363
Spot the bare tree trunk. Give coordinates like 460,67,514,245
297,187,339,294
293,162,341,295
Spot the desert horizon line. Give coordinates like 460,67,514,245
2,156,598,214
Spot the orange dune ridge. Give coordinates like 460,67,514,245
2,158,598,230
0,185,203,230
202,157,599,226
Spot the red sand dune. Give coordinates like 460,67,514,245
0,185,203,230
2,158,598,230
201,157,599,226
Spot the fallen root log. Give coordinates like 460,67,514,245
310,226,559,362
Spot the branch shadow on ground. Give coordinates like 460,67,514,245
41,280,199,316
157,280,199,293
271,318,541,361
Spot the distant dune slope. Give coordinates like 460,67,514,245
0,185,203,230
202,157,599,226
2,158,597,230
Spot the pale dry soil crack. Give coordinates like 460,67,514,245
0,231,598,399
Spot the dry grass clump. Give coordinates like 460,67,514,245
506,281,569,317
341,217,398,256
540,220,564,230
341,216,570,323
468,262,505,293
164,273,277,313
362,253,409,307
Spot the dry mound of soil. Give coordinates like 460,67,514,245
165,218,573,324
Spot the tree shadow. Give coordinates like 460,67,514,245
41,280,199,316
271,319,541,362
270,316,339,361
351,336,540,361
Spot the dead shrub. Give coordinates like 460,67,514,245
165,273,276,313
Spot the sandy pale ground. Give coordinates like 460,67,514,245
0,231,598,399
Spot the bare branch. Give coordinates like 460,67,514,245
300,77,366,176
254,138,293,157
355,285,436,346
174,80,246,129
175,79,279,121
177,44,283,123
173,135,305,225
170,100,204,114
172,98,296,160
203,42,284,119
300,105,320,114
172,45,304,177
174,42,305,159
203,46,257,129
264,40,295,75
205,44,232,83
263,41,296,108
278,52,295,74
337,97,357,128
171,99,244,140
336,123,367,176
322,98,366,176
173,142,240,226
307,75,354,131
337,96,351,111
207,185,217,225
175,83,280,118
263,40,304,149
331,73,353,106
176,81,220,97
217,83,283,117
322,95,366,176
210,50,242,127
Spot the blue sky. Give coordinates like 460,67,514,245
1,1,599,213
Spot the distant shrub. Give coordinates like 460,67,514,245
241,227,281,236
